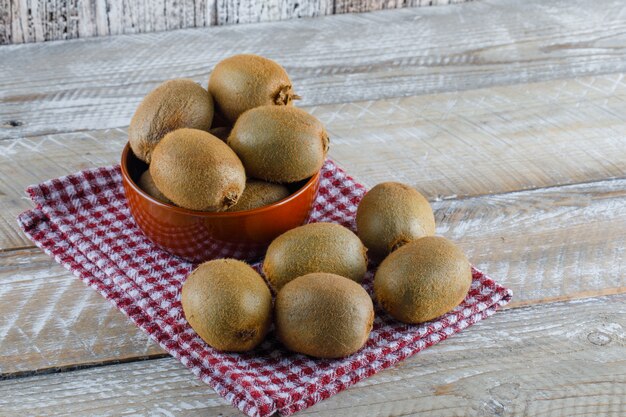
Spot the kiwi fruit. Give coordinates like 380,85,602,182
374,236,472,324
228,105,329,183
138,170,171,204
263,222,367,290
356,182,435,260
226,179,290,212
275,273,374,358
129,79,214,163
150,128,246,211
181,259,272,352
209,54,298,123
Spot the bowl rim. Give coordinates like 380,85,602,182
121,142,320,218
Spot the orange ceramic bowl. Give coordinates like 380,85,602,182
121,143,320,262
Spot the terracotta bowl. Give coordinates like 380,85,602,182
120,143,320,262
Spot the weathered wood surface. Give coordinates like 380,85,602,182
2,178,624,374
1,295,623,416
0,0,473,44
0,248,165,376
335,0,469,14
0,0,216,45
3,0,626,139
215,0,333,25
2,72,626,249
1,2,625,414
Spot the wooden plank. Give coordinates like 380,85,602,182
310,73,626,196
4,0,217,44
1,294,623,416
215,0,333,25
3,0,626,138
1,177,624,375
2,72,626,248
0,0,10,44
0,0,474,45
0,248,165,375
335,0,468,14
440,179,626,308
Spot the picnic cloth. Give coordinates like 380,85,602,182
17,159,512,417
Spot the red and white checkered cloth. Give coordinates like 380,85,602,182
18,160,512,417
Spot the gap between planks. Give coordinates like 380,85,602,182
0,352,169,381
3,0,626,139
0,294,623,416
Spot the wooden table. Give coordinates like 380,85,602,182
1,0,625,415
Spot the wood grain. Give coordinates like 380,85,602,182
1,178,623,374
215,0,333,25
0,0,10,45
0,248,164,375
3,0,626,139
1,294,623,416
3,0,217,44
438,179,626,308
1,2,624,413
335,0,469,14
0,0,470,44
2,72,626,248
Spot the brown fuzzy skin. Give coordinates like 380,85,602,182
226,179,290,212
263,222,368,290
208,54,298,123
275,273,374,358
129,79,214,163
356,182,435,260
181,259,272,352
150,128,246,211
374,236,472,324
228,106,329,183
138,170,172,204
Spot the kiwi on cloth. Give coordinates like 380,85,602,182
263,222,368,290
181,259,272,352
275,273,374,358
150,128,245,212
356,182,435,260
374,236,472,324
129,79,213,163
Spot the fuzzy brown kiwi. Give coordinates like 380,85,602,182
226,179,290,212
181,259,272,352
137,170,172,204
374,236,472,324
228,105,329,183
275,273,374,358
263,222,367,290
129,79,213,163
149,128,245,211
208,54,299,123
356,182,435,260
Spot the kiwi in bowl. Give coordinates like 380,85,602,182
121,142,320,262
